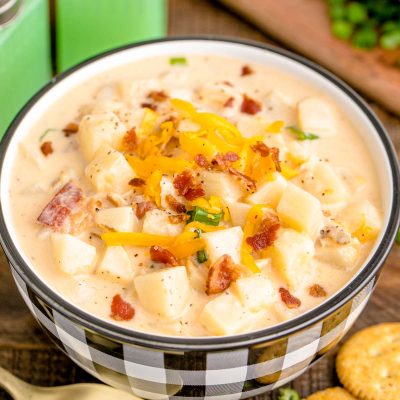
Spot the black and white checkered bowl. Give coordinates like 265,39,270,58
0,38,399,399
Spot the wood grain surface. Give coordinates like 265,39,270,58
219,0,400,117
0,0,398,399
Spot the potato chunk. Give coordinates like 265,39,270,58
85,145,135,194
246,173,287,207
97,246,134,283
79,112,126,161
199,292,251,335
203,226,243,264
277,183,323,238
95,206,138,232
51,233,96,275
316,241,360,271
198,170,243,203
134,266,190,318
298,97,336,137
231,275,274,311
227,202,251,227
266,228,315,290
142,209,184,236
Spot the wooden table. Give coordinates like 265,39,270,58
0,1,399,398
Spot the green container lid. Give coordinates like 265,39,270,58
55,0,167,72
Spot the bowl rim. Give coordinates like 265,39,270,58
0,36,399,351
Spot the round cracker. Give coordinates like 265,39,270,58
336,323,400,400
306,387,356,400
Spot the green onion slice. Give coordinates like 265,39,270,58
187,207,222,226
39,128,60,142
170,57,187,66
287,126,320,141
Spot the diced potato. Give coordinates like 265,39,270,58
264,90,296,125
85,145,135,194
231,275,274,311
246,173,287,207
142,209,184,236
237,116,265,138
339,200,382,243
187,261,207,293
199,292,252,335
287,141,310,164
95,206,139,232
160,176,183,210
203,226,243,264
298,97,335,137
277,183,323,238
316,241,360,271
198,170,243,203
303,163,347,204
79,112,127,161
266,228,315,290
227,202,251,227
51,233,96,275
134,266,190,318
97,246,134,283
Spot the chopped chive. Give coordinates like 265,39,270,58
288,126,320,141
170,57,187,66
278,388,300,400
39,128,60,142
197,249,208,263
396,228,400,245
187,207,222,226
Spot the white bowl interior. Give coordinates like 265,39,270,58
0,39,394,337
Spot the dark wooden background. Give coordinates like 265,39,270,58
0,0,399,398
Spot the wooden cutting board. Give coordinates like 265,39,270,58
219,0,400,117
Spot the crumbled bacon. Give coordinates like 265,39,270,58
135,201,157,219
166,194,186,213
173,170,205,201
241,94,261,115
40,141,53,156
206,255,241,295
250,141,281,172
279,288,301,309
168,214,190,224
37,182,83,230
122,127,138,151
63,122,79,137
194,154,209,168
150,245,179,266
241,65,254,76
110,294,135,321
223,97,234,108
148,90,168,102
246,213,280,251
129,178,146,187
140,102,157,111
308,284,327,298
210,152,240,171
228,167,257,191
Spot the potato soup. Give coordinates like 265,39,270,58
8,55,382,336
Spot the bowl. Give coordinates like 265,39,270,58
0,38,399,399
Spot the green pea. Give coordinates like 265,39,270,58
330,4,346,20
352,27,378,48
380,30,400,50
332,20,354,39
347,2,368,24
382,21,399,33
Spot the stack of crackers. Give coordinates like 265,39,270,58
305,323,400,399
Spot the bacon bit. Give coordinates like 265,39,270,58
122,127,138,151
168,214,190,224
173,170,205,201
140,102,157,111
110,294,135,321
206,255,241,295
223,97,234,108
224,151,240,162
308,284,327,298
250,142,281,172
228,167,257,191
194,154,209,168
148,90,168,102
222,80,233,87
210,152,240,171
166,194,186,213
241,94,261,115
241,65,254,76
135,201,157,219
62,122,79,137
150,245,179,266
40,141,53,156
129,178,146,187
279,288,301,309
37,182,83,230
246,214,280,251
